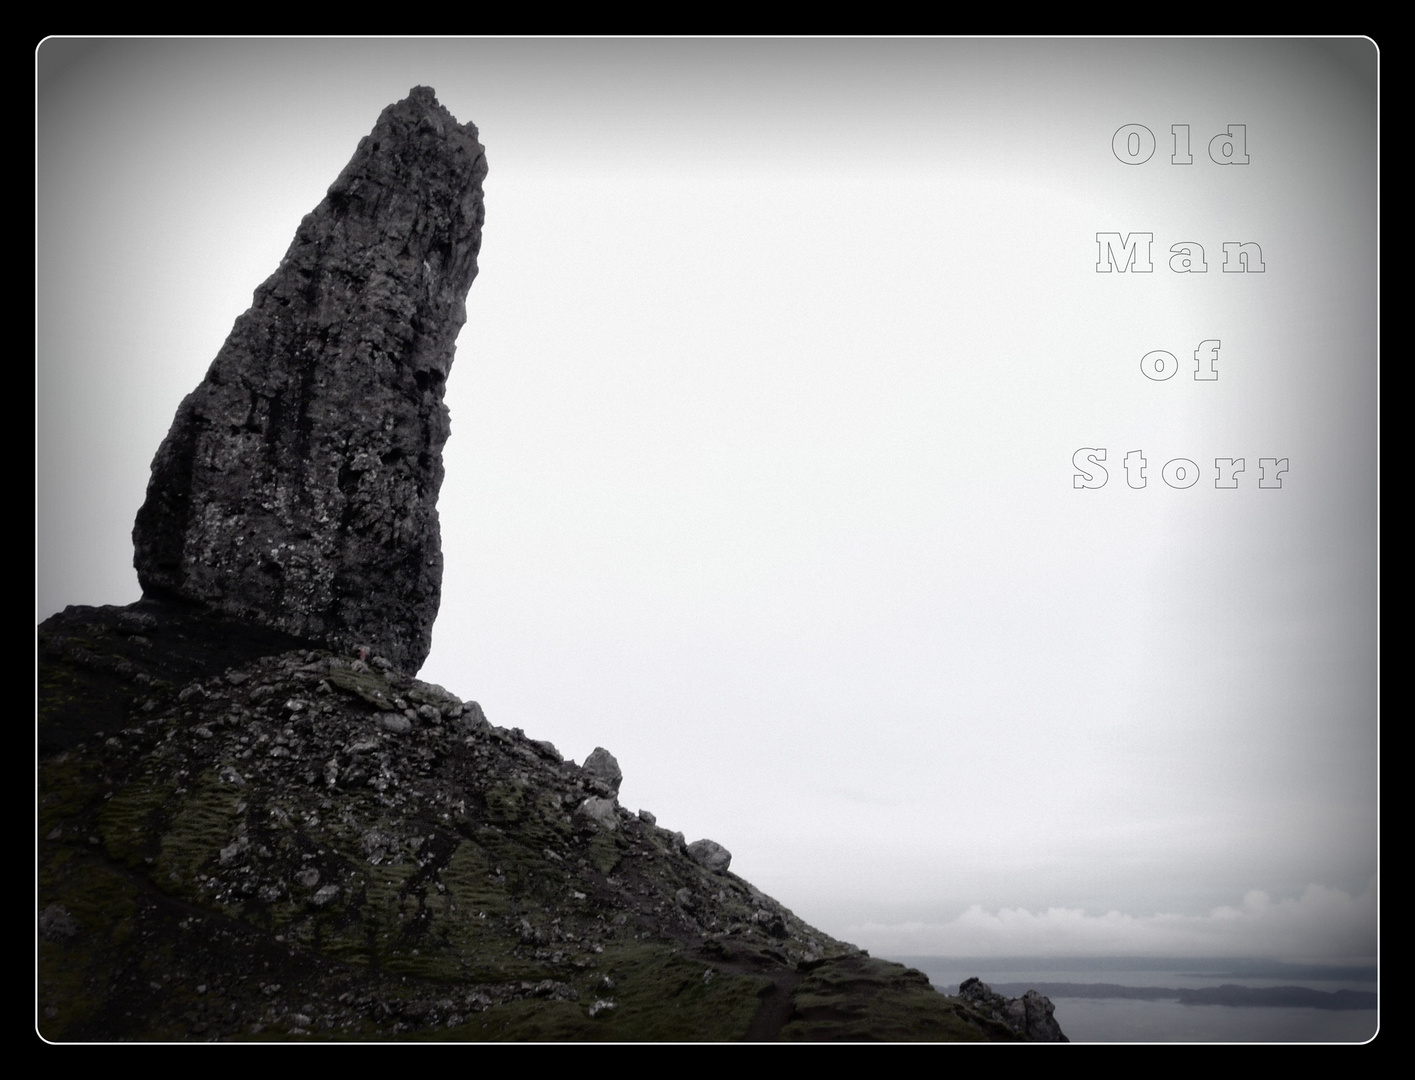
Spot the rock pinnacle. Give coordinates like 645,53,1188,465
132,87,486,672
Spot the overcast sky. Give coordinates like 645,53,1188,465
36,38,1377,962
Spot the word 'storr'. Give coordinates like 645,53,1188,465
1072,450,1289,490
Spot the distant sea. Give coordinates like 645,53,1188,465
887,956,1377,1043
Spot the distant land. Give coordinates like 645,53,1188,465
978,983,1375,1011
889,956,1377,1011
891,956,1376,981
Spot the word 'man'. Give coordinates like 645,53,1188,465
1072,450,1288,489
1096,233,1264,274
1112,124,1249,165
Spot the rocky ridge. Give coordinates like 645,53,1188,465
39,600,1064,1041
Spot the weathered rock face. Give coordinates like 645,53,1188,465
132,86,486,673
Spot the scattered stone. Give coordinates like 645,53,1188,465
754,909,789,939
360,829,400,863
530,980,579,1001
577,796,618,831
219,840,248,867
38,904,78,941
311,885,340,908
637,809,656,826
131,86,488,673
115,610,157,633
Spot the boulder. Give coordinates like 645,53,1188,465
582,747,623,794
686,839,731,873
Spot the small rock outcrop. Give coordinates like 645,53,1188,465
957,977,1069,1042
132,86,486,673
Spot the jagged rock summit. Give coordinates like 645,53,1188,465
132,87,486,673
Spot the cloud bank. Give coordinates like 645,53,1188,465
847,881,1377,962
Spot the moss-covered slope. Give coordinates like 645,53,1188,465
38,600,1058,1042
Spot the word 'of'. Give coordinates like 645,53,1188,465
1112,124,1249,166
1095,234,1264,274
1142,341,1222,381
1072,450,1289,489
